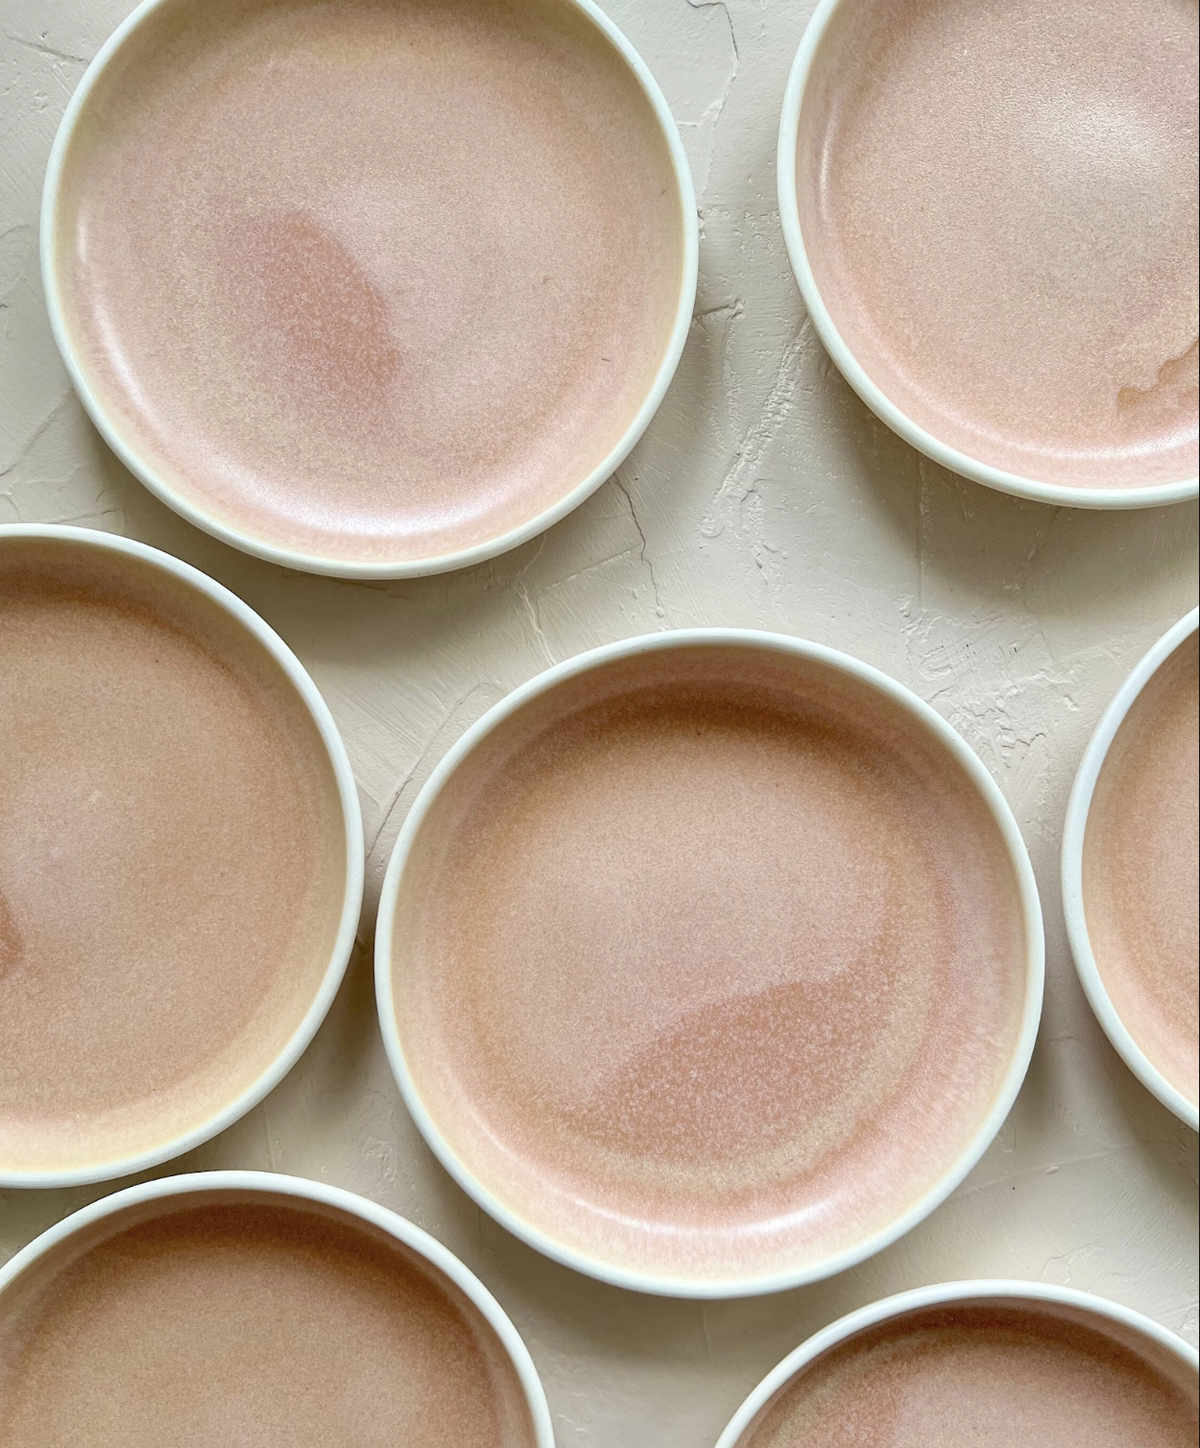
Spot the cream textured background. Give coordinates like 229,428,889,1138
1,2,1197,1443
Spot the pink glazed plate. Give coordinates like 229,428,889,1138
1062,610,1200,1129
0,1172,554,1447
716,1281,1198,1448
778,0,1199,509
42,0,697,577
376,631,1044,1296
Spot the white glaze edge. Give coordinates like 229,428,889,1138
0,1169,555,1448
39,0,700,579
0,524,366,1188
374,628,1046,1299
1060,607,1200,1131
712,1278,1200,1448
775,0,1199,513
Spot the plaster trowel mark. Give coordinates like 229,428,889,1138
702,319,814,539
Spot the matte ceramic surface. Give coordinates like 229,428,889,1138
778,0,1199,509
0,1172,554,1448
1063,610,1200,1129
717,1281,1199,1448
377,631,1043,1296
0,527,363,1186
42,0,698,576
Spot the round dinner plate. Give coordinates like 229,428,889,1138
778,0,1199,508
0,525,362,1187
716,1280,1198,1448
377,630,1043,1296
42,0,697,576
1063,609,1199,1129
0,1172,554,1448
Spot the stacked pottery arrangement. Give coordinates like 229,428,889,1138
0,1,1196,1445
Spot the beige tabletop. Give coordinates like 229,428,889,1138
1,2,1197,1444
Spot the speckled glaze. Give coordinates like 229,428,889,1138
381,636,1038,1289
47,0,688,572
5,3,1200,1439
791,0,1198,494
735,1299,1198,1448
0,532,353,1180
0,1178,544,1448
1081,631,1199,1111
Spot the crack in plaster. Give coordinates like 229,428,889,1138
4,31,90,65
699,1304,715,1367
687,0,739,111
0,392,73,480
509,531,547,580
540,546,639,592
611,471,665,617
364,682,497,858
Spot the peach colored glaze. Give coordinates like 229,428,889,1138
796,0,1199,489
390,646,1029,1281
1083,632,1199,1107
54,0,683,566
0,1196,536,1447
738,1303,1198,1448
0,537,345,1174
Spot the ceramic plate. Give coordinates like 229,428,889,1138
0,526,362,1186
43,0,697,575
1063,610,1199,1128
377,631,1043,1295
0,1173,553,1447
717,1281,1198,1448
778,0,1198,508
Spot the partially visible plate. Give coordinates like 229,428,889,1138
779,0,1199,508
0,1173,553,1448
1063,609,1200,1128
717,1282,1198,1448
0,526,362,1186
